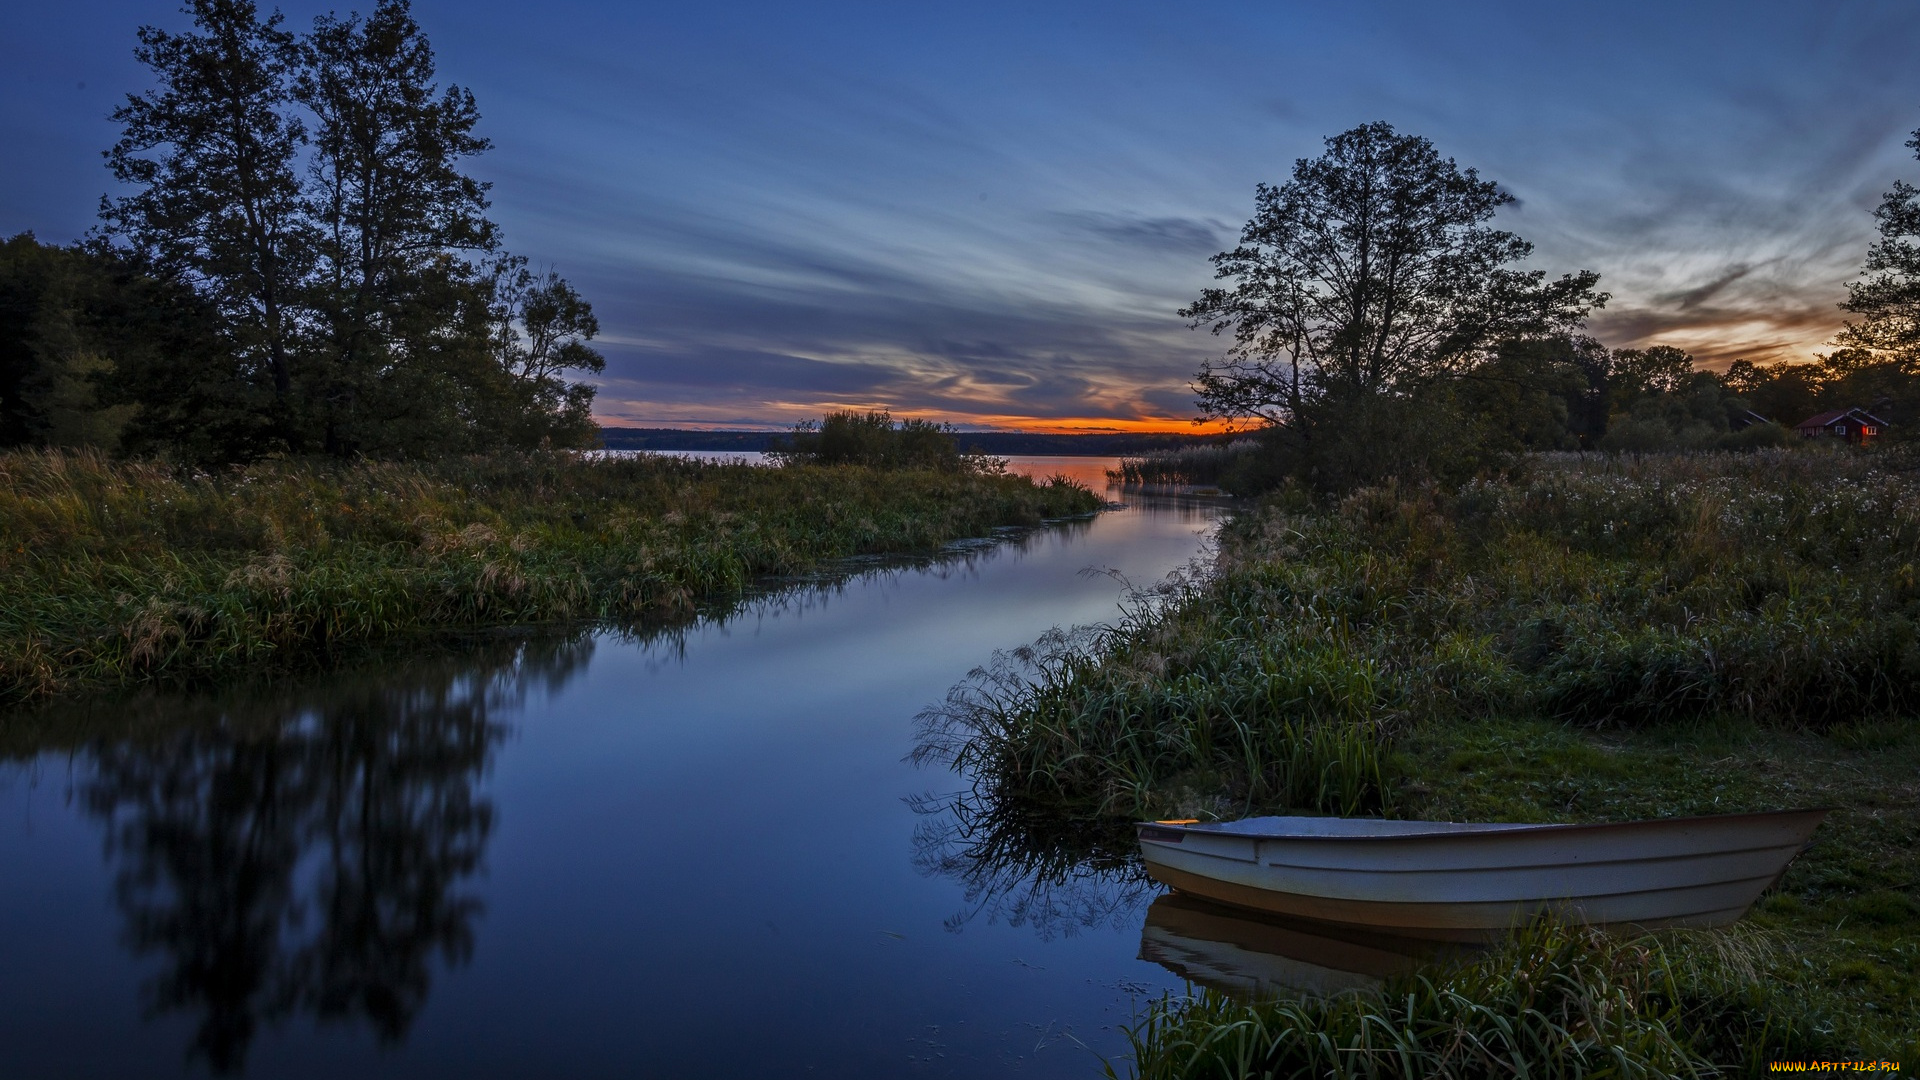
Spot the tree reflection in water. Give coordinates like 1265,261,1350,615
908,786,1158,940
77,635,591,1073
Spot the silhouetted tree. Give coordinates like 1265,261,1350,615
93,0,604,460
480,259,605,448
0,233,259,456
1184,122,1607,428
1605,345,1695,412
294,0,498,455
101,0,307,436
1840,122,1920,360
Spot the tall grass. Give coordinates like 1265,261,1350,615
1111,441,1256,486
912,581,1392,820
1115,920,1834,1080
921,447,1920,814
0,448,1098,703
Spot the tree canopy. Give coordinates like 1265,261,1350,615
1840,123,1920,361
1183,122,1606,428
68,0,605,460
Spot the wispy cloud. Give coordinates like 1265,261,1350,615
7,0,1919,424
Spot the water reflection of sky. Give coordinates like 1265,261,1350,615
0,461,1235,1078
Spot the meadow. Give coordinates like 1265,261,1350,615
0,449,1098,705
918,447,1920,1067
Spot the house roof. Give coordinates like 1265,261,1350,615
1795,407,1891,430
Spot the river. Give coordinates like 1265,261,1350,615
0,459,1234,1078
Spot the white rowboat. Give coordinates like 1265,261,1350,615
1136,809,1827,941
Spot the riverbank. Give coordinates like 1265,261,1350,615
920,448,1920,1067
0,449,1099,705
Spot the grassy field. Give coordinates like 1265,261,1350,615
0,449,1098,705
918,447,1920,1069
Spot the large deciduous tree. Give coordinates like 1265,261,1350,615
1840,124,1920,361
101,0,308,428
95,0,604,460
1183,122,1606,430
295,0,498,455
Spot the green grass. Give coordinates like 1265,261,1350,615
1116,920,1842,1080
0,448,1099,704
914,447,1920,1069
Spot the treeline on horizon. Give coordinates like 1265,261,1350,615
597,426,1224,456
0,0,605,466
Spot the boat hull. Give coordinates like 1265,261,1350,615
1137,810,1825,941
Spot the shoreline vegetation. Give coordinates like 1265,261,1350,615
0,447,1098,707
919,448,1920,1068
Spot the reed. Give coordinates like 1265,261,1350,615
1110,441,1256,487
913,578,1392,820
0,448,1099,704
1114,920,1834,1080
923,450,1920,818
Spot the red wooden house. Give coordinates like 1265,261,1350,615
1793,407,1890,444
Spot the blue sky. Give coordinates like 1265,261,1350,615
5,1,1919,430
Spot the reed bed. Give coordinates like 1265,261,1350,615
1110,441,1258,487
924,448,1920,819
0,449,1098,703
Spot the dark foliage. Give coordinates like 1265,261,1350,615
64,0,604,461
768,409,994,472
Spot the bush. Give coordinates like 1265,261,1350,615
1218,390,1498,497
768,409,997,472
922,448,1920,823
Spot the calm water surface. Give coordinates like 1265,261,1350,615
1,459,1240,1078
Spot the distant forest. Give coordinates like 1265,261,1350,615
596,428,1223,456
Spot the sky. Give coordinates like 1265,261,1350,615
4,1,1920,432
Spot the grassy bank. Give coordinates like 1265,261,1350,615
1118,920,1832,1079
917,448,1920,1065
0,449,1098,704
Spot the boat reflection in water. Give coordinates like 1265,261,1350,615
1139,892,1460,998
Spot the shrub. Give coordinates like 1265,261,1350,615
768,409,998,472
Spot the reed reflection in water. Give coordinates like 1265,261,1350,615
57,636,589,1073
908,788,1156,940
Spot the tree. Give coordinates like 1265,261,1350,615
294,0,497,454
1456,336,1596,452
94,0,608,460
1839,123,1920,360
768,410,969,471
1183,122,1606,429
1605,344,1694,412
0,233,253,458
101,0,307,429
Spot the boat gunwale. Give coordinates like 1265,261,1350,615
1138,807,1831,845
